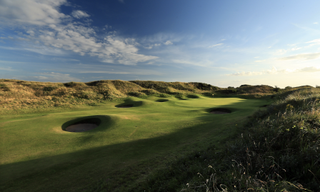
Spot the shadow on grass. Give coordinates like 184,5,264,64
155,99,169,102
115,98,144,108
61,115,110,132
0,98,268,192
186,94,200,99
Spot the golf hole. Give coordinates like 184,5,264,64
210,108,232,114
64,118,101,132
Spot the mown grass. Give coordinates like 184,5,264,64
0,89,267,192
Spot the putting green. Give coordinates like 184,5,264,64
0,96,267,191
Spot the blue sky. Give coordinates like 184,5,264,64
0,0,320,87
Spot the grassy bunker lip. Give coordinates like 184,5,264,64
64,118,101,132
187,94,199,98
116,104,134,108
156,99,169,102
210,108,232,114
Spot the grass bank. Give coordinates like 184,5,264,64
129,88,320,191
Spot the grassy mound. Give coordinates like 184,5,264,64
129,88,320,191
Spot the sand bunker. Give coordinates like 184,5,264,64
65,123,98,132
210,108,232,114
64,118,101,132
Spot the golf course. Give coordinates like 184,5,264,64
0,80,319,191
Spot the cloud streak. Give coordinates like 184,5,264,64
72,10,90,19
278,52,320,60
229,66,320,76
33,72,81,82
208,43,223,48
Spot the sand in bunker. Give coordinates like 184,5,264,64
65,123,98,132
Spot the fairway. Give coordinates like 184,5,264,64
0,95,267,192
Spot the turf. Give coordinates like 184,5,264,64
0,95,268,192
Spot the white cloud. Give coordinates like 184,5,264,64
278,52,320,60
230,71,263,76
103,25,112,30
0,45,65,56
314,22,319,25
78,70,161,75
164,40,173,45
172,59,214,67
228,66,319,76
72,10,90,19
0,0,158,65
24,46,66,55
33,72,80,82
298,66,320,72
291,47,301,51
307,38,320,45
0,67,14,71
254,60,266,63
274,49,287,55
0,0,67,26
145,43,161,49
208,43,223,48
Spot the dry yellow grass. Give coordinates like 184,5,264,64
1,79,295,114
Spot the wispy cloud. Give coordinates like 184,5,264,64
208,43,223,48
293,23,320,33
278,52,320,60
229,66,320,76
33,72,80,82
0,0,68,26
164,40,173,45
0,67,15,71
230,71,263,76
297,66,320,72
78,70,162,75
172,59,214,67
254,59,267,63
313,22,319,25
0,0,158,65
72,10,90,19
274,49,287,55
0,45,65,56
307,38,320,46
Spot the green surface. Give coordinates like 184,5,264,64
0,95,267,192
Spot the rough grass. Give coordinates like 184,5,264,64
0,79,290,115
129,88,320,191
